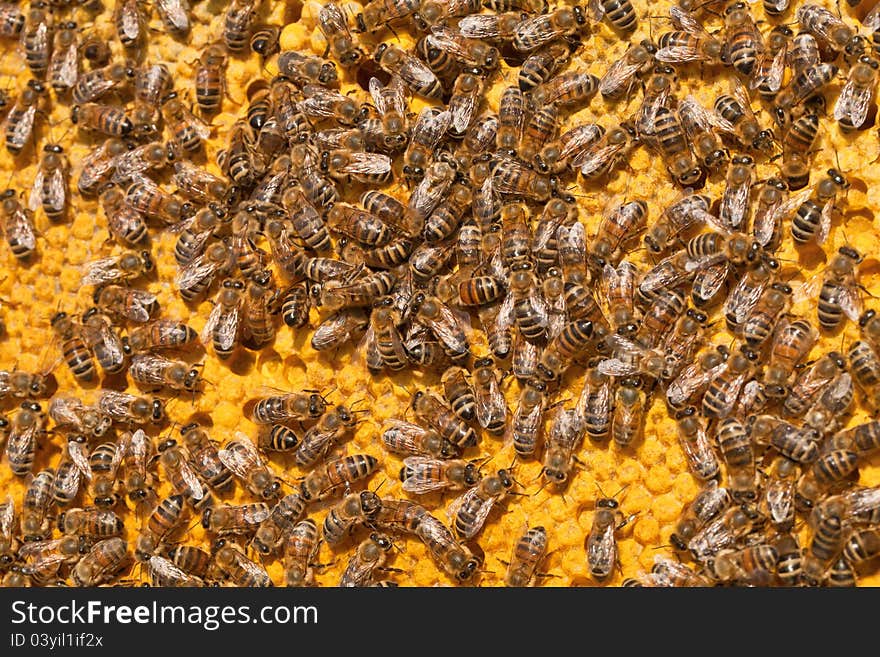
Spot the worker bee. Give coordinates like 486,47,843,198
713,79,775,154
674,407,721,481
193,44,228,115
72,61,133,106
578,122,637,180
294,404,358,468
79,138,130,198
448,467,516,540
790,169,851,246
775,62,839,116
354,0,419,32
249,24,280,59
129,354,203,394
513,6,587,52
96,390,163,427
48,396,110,438
374,42,443,100
199,278,243,361
80,308,126,376
95,284,158,324
17,534,84,585
162,96,211,154
21,6,51,80
585,488,636,581
317,2,363,68
71,537,131,586
458,11,524,44
222,0,256,52
58,505,123,541
797,3,854,52
50,435,91,508
299,454,378,504
399,456,482,494
175,423,233,497
677,95,729,174
701,346,759,419
125,319,198,355
121,428,154,506
28,144,70,221
836,54,879,132
156,438,207,509
250,492,307,557
50,311,97,384
81,250,154,288
212,542,271,587
101,188,148,247
20,468,53,541
339,532,397,587
1,190,37,260
367,76,408,152
4,80,46,156
71,103,134,138
502,525,549,587
202,502,269,537
656,8,724,65
750,25,791,100
0,369,53,401
217,432,282,501
722,0,763,79
134,494,188,561
323,490,383,545
174,241,232,302
154,0,189,36
382,419,458,459
114,0,145,50
147,555,204,587
284,519,320,587
669,480,731,552
48,21,79,93
0,4,23,40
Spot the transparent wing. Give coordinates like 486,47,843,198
218,433,263,478
401,456,453,493
28,169,44,212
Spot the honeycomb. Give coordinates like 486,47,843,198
1,0,880,587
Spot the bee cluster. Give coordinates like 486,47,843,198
1,0,880,587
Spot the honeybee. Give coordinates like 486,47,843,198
194,44,228,115
585,488,635,581
284,519,320,587
174,241,232,303
490,155,554,202
59,506,123,541
71,102,134,138
50,312,97,384
72,61,133,106
760,456,799,533
212,542,271,587
17,535,83,585
399,456,482,494
147,555,204,587
81,250,154,288
742,282,792,349
217,432,282,501
162,97,211,154
51,436,91,507
100,188,147,248
48,21,79,93
114,0,144,50
129,354,203,394
80,308,126,376
4,80,45,156
701,346,759,419
578,122,637,180
310,308,369,352
678,95,729,174
95,284,158,324
797,3,854,52
687,502,765,563
425,24,500,72
299,454,379,504
367,76,408,151
775,62,839,115
784,351,848,418
156,438,207,509
674,407,721,480
340,532,397,587
121,428,154,506
155,0,189,36
722,0,763,80
448,467,516,540
1,190,36,261
374,43,443,100
669,480,731,552
354,0,419,32
656,7,724,65
202,502,270,537
323,490,383,545
293,405,357,468
48,396,110,438
198,278,243,361
21,468,53,541
750,25,791,100
21,6,51,80
458,11,524,44
71,537,130,586
134,494,188,561
382,419,458,459
513,6,587,52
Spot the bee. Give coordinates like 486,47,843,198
101,188,147,247
17,535,83,585
48,21,79,93
708,544,779,585
21,6,52,80
80,308,126,376
751,25,791,100
415,0,482,29
414,511,482,582
538,407,584,489
374,42,442,100
714,79,775,154
367,76,408,152
448,468,516,540
0,369,52,401
141,0,184,34
277,283,311,330
310,308,369,352
194,44,228,115
644,192,713,256
81,249,154,288
161,547,211,587
354,0,420,33
586,489,635,581
276,50,337,88
129,354,203,394
801,511,847,586
513,6,587,52
382,419,458,459
4,80,45,156
511,379,548,460
841,528,880,574
114,0,145,50
20,468,53,541
340,532,396,587
71,102,133,138
687,502,765,563
782,109,821,164
790,169,850,246
458,11,524,44
48,396,110,438
411,389,477,450
251,492,308,557
678,95,729,174
72,61,133,106
83,437,127,508
71,537,130,586
299,454,379,503
163,95,211,154
740,282,792,349
212,542,271,587
701,346,758,419
400,455,483,495
125,319,198,355
673,407,721,480
760,456,799,532
121,428,154,506
202,502,269,537
1,190,36,260
578,122,637,180
599,40,656,99
294,405,358,468
250,24,281,59
50,312,97,384
174,241,232,303
156,438,207,510
79,139,129,197
849,338,880,410
147,555,204,587
466,357,506,437
198,278,243,361
656,9,724,65
501,525,549,587
759,318,818,400
797,3,854,52
217,432,282,501
669,481,731,552
320,149,392,187
95,284,158,324
722,0,763,79
784,351,848,418
221,0,256,51
835,55,879,131
59,506,123,541
775,62,839,113
425,25,500,73
134,494,187,561
284,519,320,587
323,490,383,545
51,436,92,507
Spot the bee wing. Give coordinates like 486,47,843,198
218,433,262,478
412,107,452,147
119,1,142,41
836,280,863,322
559,124,604,163
840,486,880,518
640,252,690,292
53,44,80,89
496,290,516,331
594,356,634,379
7,207,37,253
708,372,747,418
129,353,170,386
459,14,503,39
126,289,159,323
401,456,451,493
369,76,406,117
822,371,853,408
678,95,715,133
6,104,36,152
475,375,506,432
215,302,242,354
156,0,189,31
720,178,751,230
128,427,150,465
691,261,730,300
586,522,617,574
449,88,479,135
149,555,198,586
669,5,708,34
68,439,93,480
299,85,345,118
446,488,484,539
655,44,705,64
755,188,811,247
336,151,393,176
667,361,727,407
399,56,442,93
816,200,834,246
17,537,63,559
0,495,13,537
577,140,626,176
426,25,474,62
834,76,872,129
751,45,787,93
82,256,123,286
865,4,880,30
318,1,351,37
28,168,44,212
729,77,759,124
599,54,642,98
175,252,218,291
235,551,271,582
680,423,720,480
44,167,66,214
